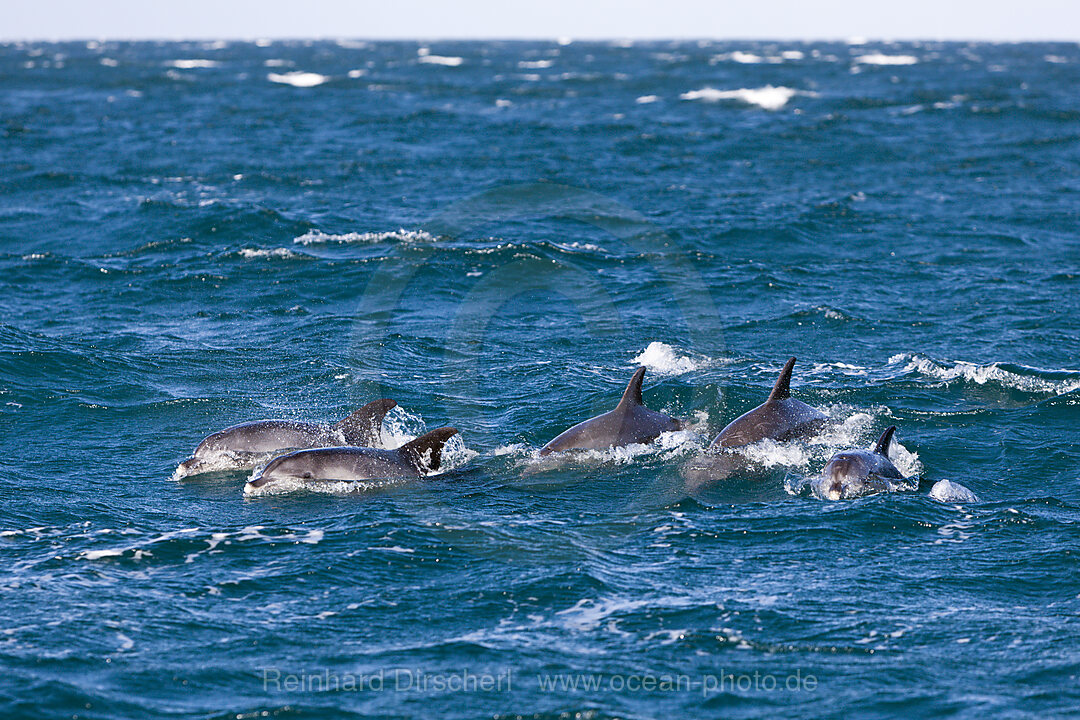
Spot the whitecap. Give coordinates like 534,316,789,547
169,59,218,69
267,71,329,87
680,85,808,111
417,48,464,67
855,53,918,66
237,248,296,259
293,228,436,245
635,95,659,104
890,353,1080,395
518,59,553,69
632,341,711,375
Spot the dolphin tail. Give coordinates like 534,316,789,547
873,426,897,456
617,367,647,409
767,357,797,401
397,427,459,473
335,399,397,445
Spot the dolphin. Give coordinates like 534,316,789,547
245,427,459,492
175,398,397,478
539,367,681,456
708,357,826,450
816,426,915,501
681,357,826,489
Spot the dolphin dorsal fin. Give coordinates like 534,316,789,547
397,427,459,473
617,367,647,409
873,426,897,456
335,398,397,445
767,357,797,402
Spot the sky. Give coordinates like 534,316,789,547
5,0,1080,42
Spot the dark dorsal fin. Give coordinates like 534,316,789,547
397,427,458,473
617,367,646,409
873,426,897,456
767,357,797,402
334,399,397,445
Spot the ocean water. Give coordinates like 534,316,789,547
2,39,1079,718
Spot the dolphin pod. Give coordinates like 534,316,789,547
175,399,398,478
175,356,976,502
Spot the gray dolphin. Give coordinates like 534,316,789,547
539,367,681,456
245,427,459,492
708,357,826,450
816,426,915,500
175,398,397,478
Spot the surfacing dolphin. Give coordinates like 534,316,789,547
175,399,397,479
682,357,827,488
245,427,459,493
539,367,681,456
709,357,826,450
815,426,916,501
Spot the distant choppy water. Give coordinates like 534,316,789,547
2,39,1080,718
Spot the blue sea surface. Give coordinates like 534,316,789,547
1,39,1079,718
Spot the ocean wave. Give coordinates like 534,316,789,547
267,71,329,87
855,53,919,66
417,49,464,67
890,353,1080,395
679,86,811,111
293,229,437,245
631,341,715,376
236,247,298,259
168,59,219,69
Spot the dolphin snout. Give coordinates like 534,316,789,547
174,457,204,479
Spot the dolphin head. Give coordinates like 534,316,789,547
819,452,876,500
174,456,209,479
247,451,318,489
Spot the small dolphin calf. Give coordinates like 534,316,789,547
817,426,914,501
708,357,826,450
539,367,681,456
175,399,397,478
245,427,459,493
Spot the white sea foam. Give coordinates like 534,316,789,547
712,51,769,64
417,48,464,66
267,71,329,87
293,229,436,245
526,429,702,472
632,341,711,376
890,353,1080,395
169,59,219,69
855,53,918,66
518,59,553,69
680,85,808,111
238,247,296,259
930,480,980,504
635,95,659,104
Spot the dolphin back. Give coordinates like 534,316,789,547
397,427,459,473
335,399,397,445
